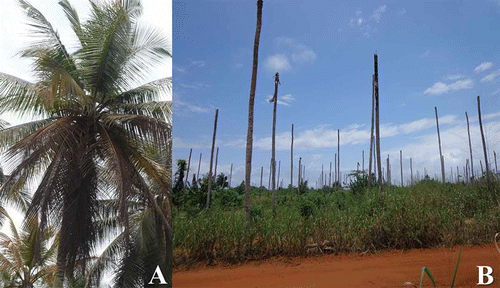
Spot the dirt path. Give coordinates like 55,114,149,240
173,245,500,287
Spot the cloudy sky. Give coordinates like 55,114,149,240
0,0,172,126
173,0,500,188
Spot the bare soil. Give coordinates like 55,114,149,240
173,245,500,287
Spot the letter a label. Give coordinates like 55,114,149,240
477,266,494,285
149,265,168,285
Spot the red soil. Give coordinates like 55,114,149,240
173,245,500,287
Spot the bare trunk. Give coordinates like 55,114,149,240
206,109,219,209
337,129,340,183
466,112,474,184
271,72,280,215
362,150,364,173
244,0,263,224
400,150,403,187
277,161,281,190
214,147,219,178
298,157,302,195
291,124,294,188
197,153,202,180
368,75,375,188
229,163,233,188
260,166,263,193
494,151,497,174
374,54,383,193
386,154,391,186
185,148,192,186
478,96,491,193
329,161,332,187
435,107,445,183
410,157,413,185
334,153,337,186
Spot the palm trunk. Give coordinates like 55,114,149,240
435,107,445,183
478,96,491,193
298,157,302,195
337,129,340,183
214,147,219,179
400,150,403,187
329,161,332,187
260,166,263,193
374,54,383,193
368,75,375,188
185,148,192,185
410,157,413,185
197,153,202,180
206,109,219,209
271,72,280,215
229,163,233,188
244,0,263,224
291,124,294,188
466,112,474,184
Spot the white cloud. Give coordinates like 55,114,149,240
292,49,316,63
424,79,473,95
491,88,500,95
174,100,209,113
191,60,206,67
173,66,186,73
265,54,291,72
474,62,493,73
445,74,465,81
399,115,456,134
480,69,500,83
372,5,387,22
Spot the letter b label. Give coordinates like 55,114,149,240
477,266,493,285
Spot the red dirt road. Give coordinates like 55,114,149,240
173,245,500,287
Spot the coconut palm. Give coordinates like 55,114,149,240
0,0,171,285
0,210,58,288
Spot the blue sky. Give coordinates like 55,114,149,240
173,0,500,188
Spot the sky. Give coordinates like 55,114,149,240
173,0,500,188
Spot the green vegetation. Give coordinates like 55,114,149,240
173,172,500,266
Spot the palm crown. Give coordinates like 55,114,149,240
0,0,171,286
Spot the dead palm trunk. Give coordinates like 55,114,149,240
277,161,281,190
410,157,413,185
244,0,263,224
260,166,263,193
400,150,403,187
197,153,202,180
214,147,219,178
334,153,337,186
229,163,233,188
386,154,391,185
291,123,294,188
368,73,375,188
337,129,340,183
329,161,332,187
466,112,474,184
362,150,364,172
271,72,280,215
298,157,302,195
495,151,498,174
477,95,491,193
206,109,219,209
435,107,445,183
374,53,383,193
185,148,192,185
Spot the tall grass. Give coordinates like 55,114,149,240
173,179,500,266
